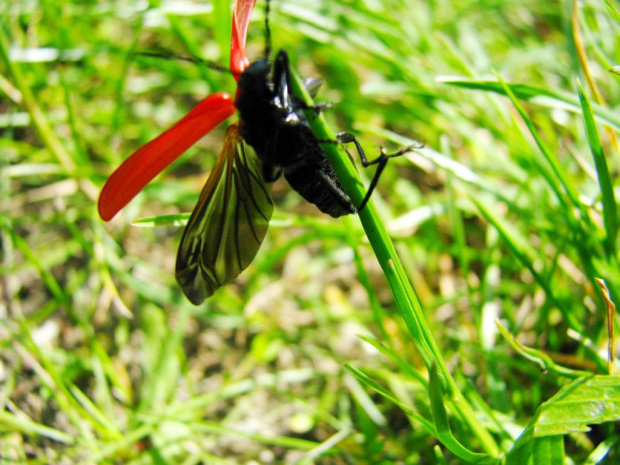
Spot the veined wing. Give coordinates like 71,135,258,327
175,123,273,304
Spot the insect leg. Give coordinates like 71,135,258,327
298,100,333,118
336,132,419,211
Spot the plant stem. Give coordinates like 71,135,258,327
289,70,500,456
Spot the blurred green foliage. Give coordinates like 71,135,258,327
1,0,620,463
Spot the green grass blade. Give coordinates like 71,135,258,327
473,197,578,330
288,67,441,370
289,65,500,458
428,367,497,464
576,79,618,257
494,74,582,211
345,363,435,434
132,213,190,227
0,411,75,445
441,78,620,132
604,0,620,24
496,321,591,378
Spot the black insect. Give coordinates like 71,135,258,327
175,1,414,303
235,51,356,217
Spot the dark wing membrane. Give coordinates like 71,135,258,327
175,124,274,304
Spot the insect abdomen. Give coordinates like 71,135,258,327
283,155,356,218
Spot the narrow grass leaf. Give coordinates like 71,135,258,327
302,428,353,463
583,436,618,464
288,65,444,370
345,372,387,427
0,411,75,444
133,213,190,227
440,78,620,132
495,74,582,211
576,79,618,257
428,367,497,464
192,420,322,450
2,163,63,177
68,385,123,440
288,67,501,456
345,364,435,435
0,217,72,310
474,198,578,330
0,25,76,171
212,0,233,66
90,423,154,462
496,321,591,378
604,0,620,24
358,334,427,385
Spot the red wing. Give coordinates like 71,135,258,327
175,124,273,304
98,92,235,221
231,0,256,75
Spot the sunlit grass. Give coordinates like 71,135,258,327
2,0,620,463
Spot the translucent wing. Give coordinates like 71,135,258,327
175,123,273,304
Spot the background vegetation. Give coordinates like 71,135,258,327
2,0,620,463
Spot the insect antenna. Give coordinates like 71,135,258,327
134,51,233,75
264,0,272,59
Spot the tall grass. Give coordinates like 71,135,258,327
1,0,619,463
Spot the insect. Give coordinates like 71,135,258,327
235,50,356,218
175,50,358,303
98,0,412,304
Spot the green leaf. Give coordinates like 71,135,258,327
533,376,620,436
358,334,428,385
604,0,620,25
583,436,618,464
0,411,74,444
576,79,618,257
473,197,577,330
133,213,190,227
508,375,620,462
428,367,497,464
345,364,435,435
440,78,620,132
291,59,500,459
496,321,591,379
506,435,565,465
